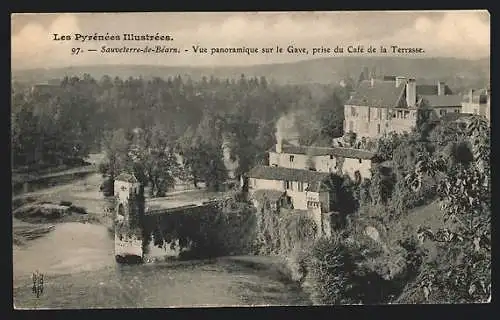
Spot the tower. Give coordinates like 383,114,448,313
114,172,141,224
114,172,143,261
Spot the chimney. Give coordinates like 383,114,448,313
395,76,406,87
438,81,446,96
406,78,417,107
276,139,282,153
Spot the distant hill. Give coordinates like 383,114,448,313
12,56,490,88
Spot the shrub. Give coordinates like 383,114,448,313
286,242,313,283
304,235,366,305
70,205,87,214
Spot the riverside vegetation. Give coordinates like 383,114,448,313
12,74,490,304
252,114,490,304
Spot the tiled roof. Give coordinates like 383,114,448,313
247,165,331,187
439,113,471,123
462,91,489,104
115,173,139,183
272,144,376,160
347,79,405,108
416,84,453,95
281,209,310,216
251,189,285,202
421,95,462,107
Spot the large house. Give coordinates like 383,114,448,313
461,88,490,122
244,136,378,235
247,165,334,211
269,140,376,180
246,165,336,235
344,76,463,139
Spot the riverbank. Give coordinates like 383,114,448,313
12,172,113,245
12,170,315,308
14,248,311,309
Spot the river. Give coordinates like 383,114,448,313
13,222,311,309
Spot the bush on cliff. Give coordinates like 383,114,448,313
304,235,367,305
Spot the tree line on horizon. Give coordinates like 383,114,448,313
11,73,349,193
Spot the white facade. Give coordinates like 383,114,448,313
344,104,417,139
248,177,328,212
462,90,490,121
343,158,373,180
269,148,372,181
114,180,140,204
269,151,337,172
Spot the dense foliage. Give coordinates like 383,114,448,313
12,75,348,178
254,204,318,256
143,200,257,259
288,115,490,305
404,116,491,303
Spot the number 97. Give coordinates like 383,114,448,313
71,48,81,55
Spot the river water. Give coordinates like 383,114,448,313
13,222,311,309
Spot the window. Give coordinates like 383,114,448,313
298,182,304,192
351,106,356,117
439,109,447,116
359,159,362,164
454,109,460,113
285,181,290,189
349,121,354,132
377,124,381,134
354,171,362,184
377,108,382,119
330,155,334,160
289,155,294,162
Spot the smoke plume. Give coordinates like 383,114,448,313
275,112,300,146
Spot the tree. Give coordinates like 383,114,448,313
305,235,366,304
100,129,130,188
128,125,181,197
405,115,491,303
177,126,203,187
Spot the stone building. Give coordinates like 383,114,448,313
246,165,335,236
344,76,463,139
461,88,491,122
268,141,376,180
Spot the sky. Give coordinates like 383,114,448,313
11,11,490,69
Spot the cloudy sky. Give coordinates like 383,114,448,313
11,11,490,69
